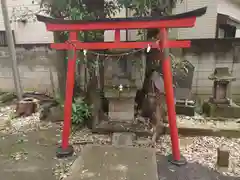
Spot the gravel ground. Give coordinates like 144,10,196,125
0,105,53,134
176,114,240,130
155,135,240,177
0,105,239,178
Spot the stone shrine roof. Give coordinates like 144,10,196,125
208,67,236,81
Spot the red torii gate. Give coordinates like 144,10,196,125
37,6,207,165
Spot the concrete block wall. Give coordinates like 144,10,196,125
0,45,58,95
0,42,240,103
183,42,240,102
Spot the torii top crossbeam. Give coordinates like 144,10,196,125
37,7,207,164
37,7,207,50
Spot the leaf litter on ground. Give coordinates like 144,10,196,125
1,105,240,178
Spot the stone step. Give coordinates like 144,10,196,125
165,117,240,138
66,145,158,180
94,118,240,138
93,120,152,137
111,132,136,146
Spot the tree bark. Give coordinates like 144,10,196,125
15,98,38,117
53,32,67,99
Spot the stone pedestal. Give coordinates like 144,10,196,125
202,101,240,118
175,104,195,116
105,88,137,122
108,98,135,121
174,87,195,116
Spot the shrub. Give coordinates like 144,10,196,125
71,98,91,126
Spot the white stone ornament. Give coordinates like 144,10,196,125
83,50,87,56
147,44,151,53
119,84,123,92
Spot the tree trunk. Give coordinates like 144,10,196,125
53,32,67,99
142,7,175,94
15,98,39,117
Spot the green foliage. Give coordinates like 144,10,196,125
55,95,91,126
40,0,183,47
41,0,182,18
118,0,181,16
40,0,182,46
71,98,91,125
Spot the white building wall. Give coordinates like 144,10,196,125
218,0,240,21
217,0,240,38
104,7,140,42
0,0,53,44
2,0,239,44
12,22,53,44
236,29,240,37
173,0,218,39
104,7,127,42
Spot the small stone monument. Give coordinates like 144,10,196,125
203,67,240,118
217,145,229,168
174,61,196,116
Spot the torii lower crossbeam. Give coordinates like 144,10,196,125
51,40,191,50
37,6,207,166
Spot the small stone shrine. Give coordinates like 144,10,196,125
104,52,144,122
202,67,240,118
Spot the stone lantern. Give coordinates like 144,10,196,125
203,67,240,118
208,67,236,104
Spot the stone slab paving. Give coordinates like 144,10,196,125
66,145,158,180
0,127,61,180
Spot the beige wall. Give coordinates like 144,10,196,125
0,0,53,44
104,7,140,42
218,0,240,38
104,6,128,42
173,0,240,39
218,0,240,22
173,0,218,39
12,22,53,44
